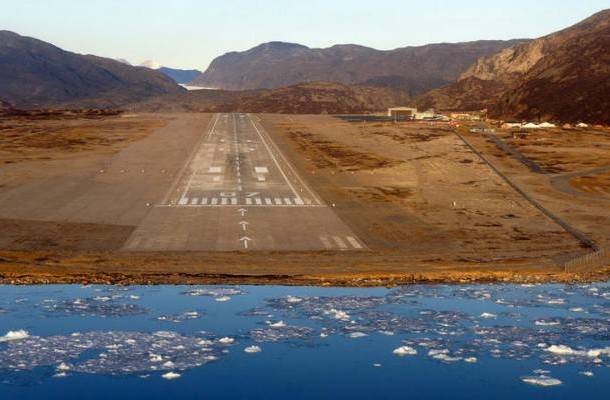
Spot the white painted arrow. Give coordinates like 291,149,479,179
239,221,249,231
237,208,248,217
240,236,252,249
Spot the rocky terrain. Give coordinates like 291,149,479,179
130,81,409,114
192,40,526,95
0,31,184,108
416,9,610,123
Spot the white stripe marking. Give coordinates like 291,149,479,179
265,198,273,205
191,198,199,205
346,236,363,249
255,198,262,205
246,198,253,205
179,198,189,205
211,198,218,205
274,198,282,205
333,236,348,250
284,198,293,205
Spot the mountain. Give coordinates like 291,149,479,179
129,81,410,114
0,31,183,108
192,40,528,96
416,9,610,123
158,67,202,84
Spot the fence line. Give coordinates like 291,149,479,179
563,248,608,272
454,131,600,261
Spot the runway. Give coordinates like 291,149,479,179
124,113,365,251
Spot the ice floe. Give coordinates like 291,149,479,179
156,311,202,323
0,331,229,376
0,330,29,343
521,375,562,387
244,346,261,353
40,297,147,317
182,287,245,298
393,346,417,356
162,372,181,380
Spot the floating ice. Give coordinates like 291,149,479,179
218,337,235,345
0,330,29,342
348,332,367,339
480,313,497,319
266,321,287,328
41,297,147,317
0,331,228,376
286,296,303,304
215,296,232,302
521,376,562,387
162,372,181,380
244,346,261,353
248,325,314,343
156,311,202,323
326,309,350,321
182,287,244,298
393,346,417,356
427,349,462,363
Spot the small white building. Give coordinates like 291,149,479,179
414,109,436,120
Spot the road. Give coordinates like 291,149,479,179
124,113,365,251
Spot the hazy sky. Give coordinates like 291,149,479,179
1,0,607,70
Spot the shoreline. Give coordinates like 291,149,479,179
1,251,608,286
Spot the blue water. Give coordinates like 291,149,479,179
1,283,609,399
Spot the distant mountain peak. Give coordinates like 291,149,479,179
0,31,182,108
140,60,161,69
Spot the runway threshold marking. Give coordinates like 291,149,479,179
161,113,220,205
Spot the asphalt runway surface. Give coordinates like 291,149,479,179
124,113,365,251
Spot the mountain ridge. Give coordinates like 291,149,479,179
415,9,610,123
192,39,529,95
0,30,183,108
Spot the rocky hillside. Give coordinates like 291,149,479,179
192,40,526,96
0,31,183,108
222,81,410,114
416,9,610,123
130,81,409,114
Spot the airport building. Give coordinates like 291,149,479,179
387,107,417,118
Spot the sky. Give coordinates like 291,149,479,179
0,0,607,70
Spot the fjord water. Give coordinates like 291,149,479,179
1,284,609,399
